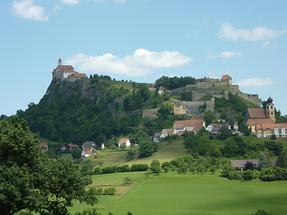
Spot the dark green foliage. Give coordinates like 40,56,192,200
277,149,287,168
18,77,154,145
130,164,149,172
117,165,130,172
183,133,221,157
75,209,101,215
221,137,246,157
122,177,134,186
103,187,116,195
155,76,196,90
264,141,283,156
258,152,268,168
242,170,258,181
218,126,233,140
253,209,274,215
138,141,156,158
72,148,82,159
81,159,94,176
204,111,216,126
126,148,138,160
0,117,97,215
150,160,161,175
259,167,287,181
161,162,172,172
101,166,118,174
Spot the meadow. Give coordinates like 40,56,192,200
70,172,287,215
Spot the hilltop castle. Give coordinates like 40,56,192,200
52,59,87,82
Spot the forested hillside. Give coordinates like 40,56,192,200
18,75,174,145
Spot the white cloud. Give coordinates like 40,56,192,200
11,0,48,21
237,77,273,88
218,23,285,42
208,51,241,59
61,0,81,5
64,49,191,76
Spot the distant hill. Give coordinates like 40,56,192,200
18,67,261,145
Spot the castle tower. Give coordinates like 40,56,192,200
266,97,276,122
58,58,62,66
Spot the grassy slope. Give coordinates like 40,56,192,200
70,172,287,215
91,140,188,167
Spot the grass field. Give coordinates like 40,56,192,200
91,141,188,167
70,172,287,215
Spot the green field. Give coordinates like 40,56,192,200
91,141,188,167
70,172,287,215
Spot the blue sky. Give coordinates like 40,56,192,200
0,0,286,115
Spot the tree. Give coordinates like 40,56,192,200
204,111,216,126
150,160,161,175
0,117,97,215
81,159,94,176
277,149,287,168
258,152,268,168
126,148,138,160
72,148,82,159
138,141,155,158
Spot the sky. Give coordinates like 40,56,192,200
0,0,286,116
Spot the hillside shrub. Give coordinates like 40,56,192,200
150,160,161,175
103,187,116,195
101,166,118,174
117,165,130,172
130,164,149,172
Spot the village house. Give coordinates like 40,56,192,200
81,141,96,158
118,138,131,148
246,97,287,138
158,86,166,95
230,159,260,171
160,129,174,139
172,118,205,136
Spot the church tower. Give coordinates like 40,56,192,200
58,58,62,65
266,97,276,122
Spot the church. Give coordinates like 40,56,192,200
52,59,87,82
246,97,287,138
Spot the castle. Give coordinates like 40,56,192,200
170,74,261,108
172,74,261,116
246,97,287,138
52,59,87,82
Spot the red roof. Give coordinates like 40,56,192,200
55,65,74,72
118,138,129,145
173,118,204,130
247,118,274,126
247,108,267,119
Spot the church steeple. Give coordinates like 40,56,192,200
58,58,62,66
266,96,275,122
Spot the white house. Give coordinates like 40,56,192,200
118,138,131,148
81,141,96,158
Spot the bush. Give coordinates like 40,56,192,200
161,161,172,172
242,170,258,181
259,167,287,181
126,148,138,160
150,160,161,175
75,209,101,215
253,209,274,215
117,165,130,172
103,187,116,195
130,164,149,172
101,166,117,174
123,177,134,185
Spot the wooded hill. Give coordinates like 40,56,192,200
18,75,258,146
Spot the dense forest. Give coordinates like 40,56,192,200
17,75,174,145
